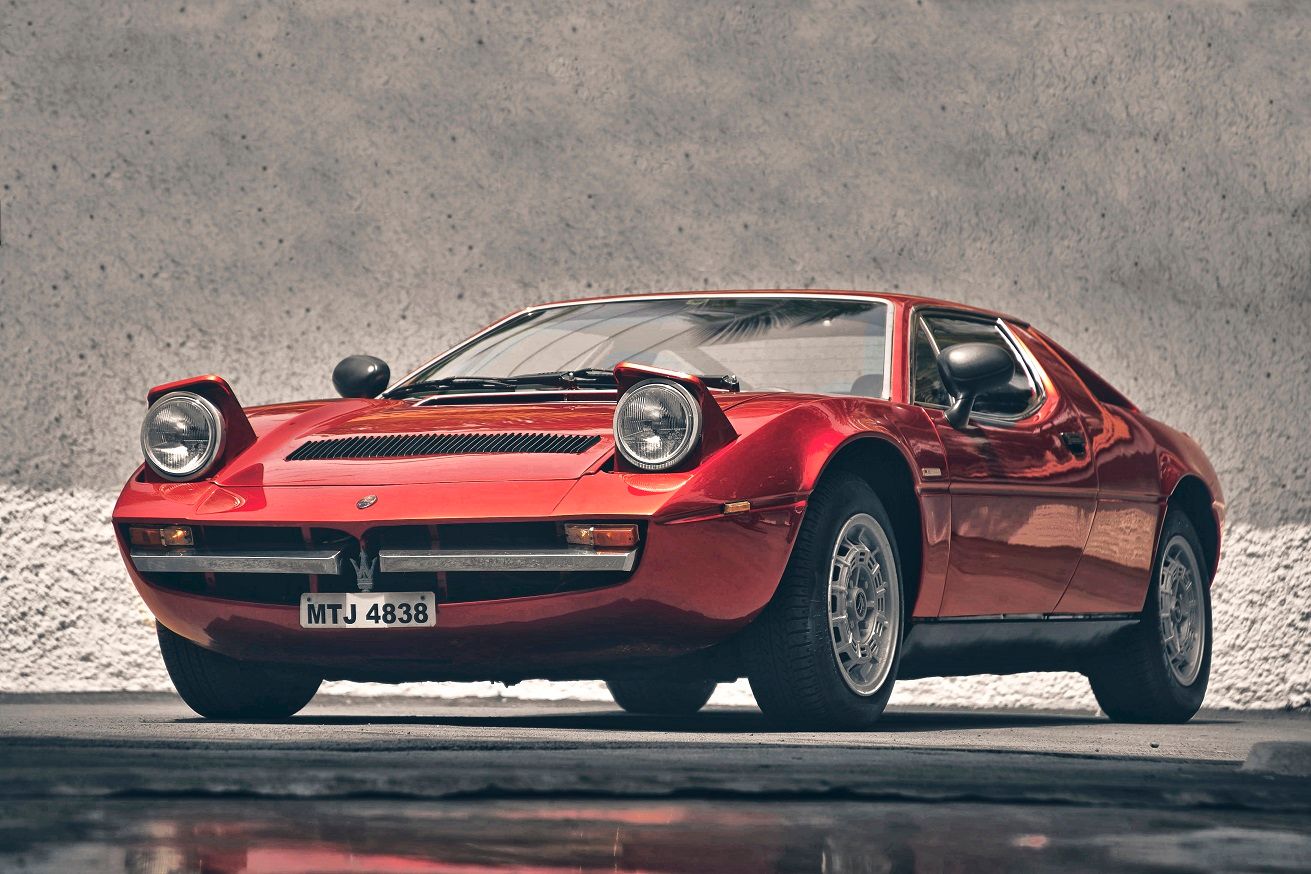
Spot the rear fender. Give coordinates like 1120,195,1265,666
1137,412,1225,581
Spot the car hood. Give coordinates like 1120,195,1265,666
214,392,805,488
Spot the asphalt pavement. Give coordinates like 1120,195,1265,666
2,694,1308,872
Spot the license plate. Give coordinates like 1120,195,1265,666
300,592,435,628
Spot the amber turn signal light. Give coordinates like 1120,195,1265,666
129,525,195,548
564,523,639,549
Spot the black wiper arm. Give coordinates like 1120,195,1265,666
498,369,620,388
698,374,740,392
385,376,516,398
388,369,738,398
504,369,741,390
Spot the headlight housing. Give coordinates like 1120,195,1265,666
613,379,702,471
140,391,225,481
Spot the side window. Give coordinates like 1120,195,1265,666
912,319,951,407
913,314,1040,418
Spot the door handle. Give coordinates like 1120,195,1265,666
1060,431,1087,457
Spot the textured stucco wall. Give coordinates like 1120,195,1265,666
1,1,1307,708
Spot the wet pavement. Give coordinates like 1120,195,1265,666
6,798,1311,873
2,694,1308,872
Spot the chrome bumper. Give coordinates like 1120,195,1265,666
379,547,637,573
129,549,344,575
130,547,637,575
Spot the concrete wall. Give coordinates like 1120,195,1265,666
1,1,1307,709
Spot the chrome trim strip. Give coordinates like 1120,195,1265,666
912,612,1141,624
379,547,638,573
130,549,343,575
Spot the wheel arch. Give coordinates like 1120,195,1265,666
810,435,925,615
1167,475,1221,584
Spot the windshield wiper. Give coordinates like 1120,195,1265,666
698,374,741,392
506,369,619,388
506,369,742,391
385,376,516,399
388,368,739,399
385,370,617,399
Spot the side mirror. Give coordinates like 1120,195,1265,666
333,355,390,398
937,343,1014,429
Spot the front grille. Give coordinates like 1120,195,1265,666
286,432,601,461
131,522,633,606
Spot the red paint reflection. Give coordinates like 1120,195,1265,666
118,803,891,873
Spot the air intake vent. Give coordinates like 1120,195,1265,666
287,432,602,461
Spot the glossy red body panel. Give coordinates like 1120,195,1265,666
1043,336,1162,614
928,322,1098,616
113,289,1225,680
119,502,802,676
219,399,619,487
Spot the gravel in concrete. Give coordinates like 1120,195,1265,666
3,695,1309,811
4,693,1307,762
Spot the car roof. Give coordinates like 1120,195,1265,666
531,289,1029,327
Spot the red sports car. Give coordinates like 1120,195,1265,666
114,290,1223,727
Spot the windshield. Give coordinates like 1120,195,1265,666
403,296,891,396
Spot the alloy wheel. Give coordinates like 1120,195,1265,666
827,513,901,695
1158,534,1206,686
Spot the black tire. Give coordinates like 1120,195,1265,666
606,678,717,715
1088,510,1212,723
743,475,905,729
157,623,321,720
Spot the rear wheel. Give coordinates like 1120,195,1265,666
1088,510,1212,723
744,475,905,729
157,623,321,720
606,678,717,715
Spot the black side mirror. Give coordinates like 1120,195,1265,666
333,355,390,398
937,343,1014,429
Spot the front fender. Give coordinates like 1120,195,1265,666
645,396,914,521
625,395,946,618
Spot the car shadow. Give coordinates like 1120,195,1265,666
188,706,1149,734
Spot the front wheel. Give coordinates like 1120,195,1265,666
157,623,321,720
606,678,717,715
744,476,905,729
1088,510,1212,723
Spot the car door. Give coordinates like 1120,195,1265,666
910,310,1098,616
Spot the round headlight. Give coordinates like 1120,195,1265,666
613,380,702,471
140,392,225,481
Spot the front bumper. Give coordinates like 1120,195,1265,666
114,473,804,680
128,545,639,575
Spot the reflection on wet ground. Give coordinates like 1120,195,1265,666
5,700,1310,872
3,799,1309,873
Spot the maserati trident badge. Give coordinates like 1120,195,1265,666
350,552,377,592
357,494,378,509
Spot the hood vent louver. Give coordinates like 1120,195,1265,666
287,432,602,461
